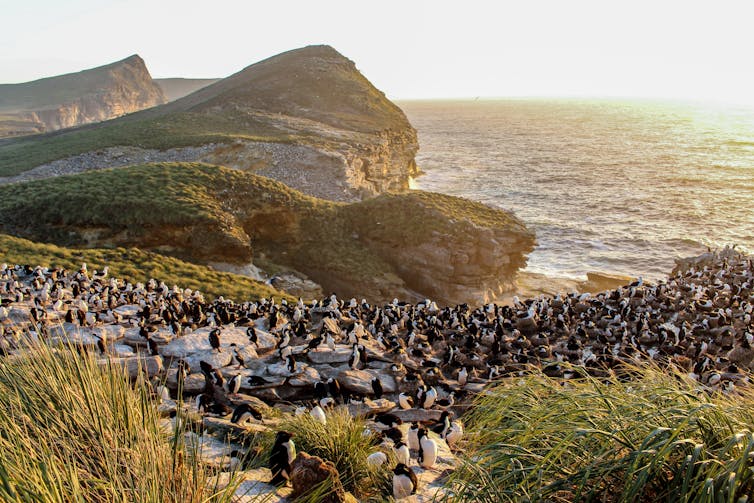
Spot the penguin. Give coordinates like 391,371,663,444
417,427,438,469
230,343,245,368
407,422,420,451
231,403,263,424
327,377,342,403
225,374,242,395
286,354,296,374
392,463,418,500
458,366,469,386
348,343,361,369
366,451,388,467
374,413,402,428
422,386,437,409
246,326,258,345
209,328,221,352
398,392,415,410
305,336,323,352
393,439,410,465
371,377,383,399
269,431,296,486
445,420,464,447
309,405,327,425
434,391,455,410
431,411,452,438
314,381,328,400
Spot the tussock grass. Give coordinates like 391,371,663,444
275,408,391,501
446,365,754,502
0,341,237,502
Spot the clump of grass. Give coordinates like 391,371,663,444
0,341,237,502
446,365,754,502
273,408,391,501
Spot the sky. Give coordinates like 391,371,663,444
2,0,754,105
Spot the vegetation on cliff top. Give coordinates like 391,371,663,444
0,45,413,177
0,162,532,302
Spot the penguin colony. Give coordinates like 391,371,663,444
1,246,753,498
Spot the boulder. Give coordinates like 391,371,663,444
166,369,206,393
162,327,255,358
336,369,375,394
185,352,232,373
113,304,141,318
289,365,321,387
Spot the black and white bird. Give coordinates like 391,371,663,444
269,431,296,486
374,413,402,428
230,343,245,368
209,328,221,352
348,343,361,369
422,386,437,409
431,411,452,438
393,439,410,465
407,422,420,451
371,377,383,399
309,405,327,425
417,427,438,469
225,374,242,395
286,354,297,374
231,403,263,424
246,326,258,345
392,463,418,500
398,392,415,410
366,451,388,467
458,366,469,386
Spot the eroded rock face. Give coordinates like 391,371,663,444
0,55,166,137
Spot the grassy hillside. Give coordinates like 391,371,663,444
0,233,292,302
0,162,531,302
0,45,411,177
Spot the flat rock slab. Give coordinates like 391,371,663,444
306,346,352,364
166,369,206,393
113,304,141,317
162,327,259,358
212,470,291,503
111,344,135,357
184,431,243,469
99,355,163,379
48,323,99,346
92,324,125,341
203,416,268,438
392,409,442,423
185,351,232,374
288,365,321,387
348,398,396,417
337,369,388,394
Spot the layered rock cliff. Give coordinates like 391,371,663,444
0,55,166,138
0,164,535,305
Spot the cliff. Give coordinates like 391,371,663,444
0,163,535,305
0,46,418,201
0,55,166,138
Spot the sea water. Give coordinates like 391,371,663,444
401,99,754,282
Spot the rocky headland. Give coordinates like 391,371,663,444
0,55,166,138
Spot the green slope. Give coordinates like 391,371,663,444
0,233,291,302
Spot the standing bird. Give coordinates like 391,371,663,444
417,427,438,469
398,392,415,410
371,378,383,399
393,439,410,465
246,326,258,345
458,366,468,386
407,422,420,451
348,343,361,369
209,328,221,352
286,354,297,374
422,386,437,409
269,431,296,486
231,403,263,424
392,463,418,500
225,374,242,395
230,344,245,368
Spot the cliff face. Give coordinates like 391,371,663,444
0,55,166,137
0,164,535,306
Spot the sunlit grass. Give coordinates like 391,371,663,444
0,341,238,502
445,365,754,502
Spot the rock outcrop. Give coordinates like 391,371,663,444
0,55,166,137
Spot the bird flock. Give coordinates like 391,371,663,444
1,245,753,498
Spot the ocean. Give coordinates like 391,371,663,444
400,99,754,283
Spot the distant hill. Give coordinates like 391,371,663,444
0,45,418,201
0,55,166,138
155,78,220,102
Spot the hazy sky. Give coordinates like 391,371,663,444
3,0,754,104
